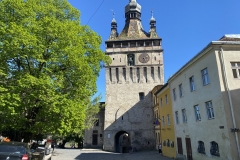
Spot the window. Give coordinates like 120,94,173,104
154,96,157,105
165,94,168,105
95,119,99,126
167,114,170,126
202,68,210,85
109,68,112,82
179,84,183,97
189,76,195,91
206,101,214,119
160,98,163,107
162,116,165,126
173,88,176,101
116,68,119,83
144,67,147,82
198,141,205,154
175,111,179,124
137,67,140,83
139,92,144,100
123,68,126,81
171,141,174,148
231,62,240,78
151,67,154,80
167,139,170,147
210,141,220,156
194,105,201,121
182,109,187,123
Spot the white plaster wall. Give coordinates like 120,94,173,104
169,48,233,160
215,46,240,160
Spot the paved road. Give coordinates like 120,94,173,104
51,148,174,160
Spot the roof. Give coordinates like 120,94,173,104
220,34,240,41
155,83,169,96
117,19,150,40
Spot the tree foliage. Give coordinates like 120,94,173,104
0,0,110,140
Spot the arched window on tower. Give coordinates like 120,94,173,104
109,68,112,82
144,67,147,82
123,68,126,81
158,67,160,80
116,68,119,83
151,67,154,80
137,67,140,83
130,67,133,82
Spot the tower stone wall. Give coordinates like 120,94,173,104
103,0,164,152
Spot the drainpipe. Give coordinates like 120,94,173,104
220,47,240,158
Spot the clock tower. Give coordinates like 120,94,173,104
104,0,164,152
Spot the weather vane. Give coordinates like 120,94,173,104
151,9,154,17
110,9,115,19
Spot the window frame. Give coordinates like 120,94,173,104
206,101,214,119
194,105,201,121
162,116,165,126
175,111,179,124
165,94,168,105
167,114,170,126
139,92,145,101
198,141,205,154
189,76,195,91
173,88,176,101
182,109,187,123
179,84,183,97
201,68,210,85
210,141,220,156
231,62,240,79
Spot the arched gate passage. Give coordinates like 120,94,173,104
115,131,131,153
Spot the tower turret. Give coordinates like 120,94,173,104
109,13,118,40
149,11,158,38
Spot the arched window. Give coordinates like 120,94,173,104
167,139,170,147
198,141,205,154
210,141,220,156
171,141,174,148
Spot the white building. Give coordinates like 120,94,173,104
168,35,240,160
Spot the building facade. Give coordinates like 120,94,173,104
168,35,240,160
83,102,105,148
151,85,163,150
103,0,164,152
155,83,177,159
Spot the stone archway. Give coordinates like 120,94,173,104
115,131,131,153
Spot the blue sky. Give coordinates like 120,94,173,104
68,0,240,102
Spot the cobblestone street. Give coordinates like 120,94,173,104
51,148,174,160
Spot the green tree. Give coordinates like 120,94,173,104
0,0,110,142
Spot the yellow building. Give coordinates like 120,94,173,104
155,83,176,158
152,85,163,150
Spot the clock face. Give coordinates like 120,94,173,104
139,53,150,63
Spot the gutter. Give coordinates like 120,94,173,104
219,47,240,159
